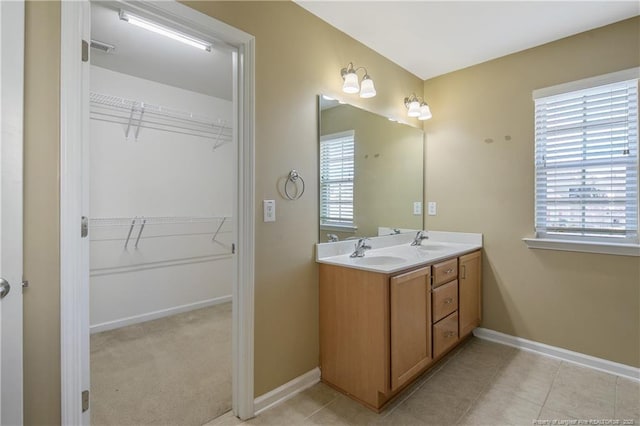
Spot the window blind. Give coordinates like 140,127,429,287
320,131,355,228
534,79,639,242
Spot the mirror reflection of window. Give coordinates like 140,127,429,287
320,131,356,231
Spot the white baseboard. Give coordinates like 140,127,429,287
473,327,640,381
90,295,232,334
253,367,321,416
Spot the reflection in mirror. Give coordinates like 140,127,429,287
318,95,424,242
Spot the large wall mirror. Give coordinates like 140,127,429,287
318,95,424,242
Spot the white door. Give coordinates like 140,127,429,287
0,0,25,425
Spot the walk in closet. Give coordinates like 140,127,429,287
88,3,235,425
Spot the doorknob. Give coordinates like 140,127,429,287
0,278,10,299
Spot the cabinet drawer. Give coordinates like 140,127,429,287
433,258,458,287
432,280,458,322
433,311,459,359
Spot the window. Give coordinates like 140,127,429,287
533,74,639,246
320,131,355,230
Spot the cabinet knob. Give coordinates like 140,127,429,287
444,297,453,304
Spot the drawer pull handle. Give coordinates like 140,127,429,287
444,331,455,338
445,268,454,274
461,265,466,279
444,297,453,304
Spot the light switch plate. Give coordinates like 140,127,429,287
413,201,422,215
428,201,437,216
263,200,275,222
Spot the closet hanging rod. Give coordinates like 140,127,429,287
89,115,233,141
90,92,227,129
90,216,231,227
91,108,233,135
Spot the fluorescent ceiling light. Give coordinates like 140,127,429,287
119,10,212,52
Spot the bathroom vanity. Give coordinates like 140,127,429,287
316,232,482,412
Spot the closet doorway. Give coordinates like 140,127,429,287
59,1,255,425
88,3,236,424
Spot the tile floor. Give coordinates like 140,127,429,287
207,338,640,426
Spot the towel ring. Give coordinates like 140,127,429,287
284,169,305,200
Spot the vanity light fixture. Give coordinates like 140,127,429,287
119,10,212,52
341,62,376,98
404,94,432,120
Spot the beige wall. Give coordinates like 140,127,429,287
320,104,424,239
22,1,423,423
23,1,61,425
423,17,640,367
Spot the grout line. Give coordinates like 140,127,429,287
536,360,563,420
301,393,341,421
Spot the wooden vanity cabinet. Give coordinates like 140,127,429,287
459,250,482,338
319,249,482,412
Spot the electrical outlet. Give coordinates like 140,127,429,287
263,200,275,222
413,201,422,215
428,201,437,216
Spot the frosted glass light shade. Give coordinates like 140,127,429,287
342,72,360,94
359,77,376,98
418,104,432,120
407,100,421,117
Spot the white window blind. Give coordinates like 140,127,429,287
320,131,355,228
534,79,639,243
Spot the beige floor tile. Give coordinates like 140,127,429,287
306,393,382,425
537,406,576,421
247,383,339,425
203,411,244,426
390,385,474,425
489,350,560,405
543,362,616,420
615,376,640,423
458,386,542,426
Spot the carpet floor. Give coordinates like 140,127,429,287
91,302,232,426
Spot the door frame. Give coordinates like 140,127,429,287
0,0,25,424
60,1,255,424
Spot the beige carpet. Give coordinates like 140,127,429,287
91,302,232,426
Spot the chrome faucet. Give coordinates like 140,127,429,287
350,238,372,257
327,234,339,242
410,230,429,246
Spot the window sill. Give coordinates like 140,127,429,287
522,238,640,257
320,224,358,233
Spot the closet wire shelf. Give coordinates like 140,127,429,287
90,92,233,148
89,216,231,249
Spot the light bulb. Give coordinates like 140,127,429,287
407,100,421,117
359,76,376,98
418,104,432,120
342,72,360,94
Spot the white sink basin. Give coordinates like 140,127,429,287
353,256,405,266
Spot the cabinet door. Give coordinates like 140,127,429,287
390,267,432,391
459,251,482,337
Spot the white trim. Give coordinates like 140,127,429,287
60,2,89,424
473,328,640,382
532,67,640,99
522,237,640,257
60,1,256,423
90,295,232,334
253,368,321,416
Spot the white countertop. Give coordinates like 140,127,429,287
316,231,483,274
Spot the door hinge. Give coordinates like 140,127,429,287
81,40,89,62
82,390,89,412
231,243,236,254
22,280,29,289
81,216,89,238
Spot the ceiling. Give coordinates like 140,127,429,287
91,3,233,100
295,1,640,80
